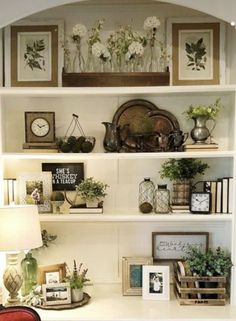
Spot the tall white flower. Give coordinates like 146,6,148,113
72,24,87,38
128,41,144,58
144,16,161,31
92,42,111,61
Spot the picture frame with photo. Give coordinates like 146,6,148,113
42,282,71,306
142,265,170,300
122,257,153,296
18,172,52,213
38,263,67,285
152,232,209,261
166,18,225,85
4,20,64,87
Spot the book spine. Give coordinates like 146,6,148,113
228,177,233,213
210,181,217,213
222,178,229,214
216,180,222,213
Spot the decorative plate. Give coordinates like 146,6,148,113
36,293,90,310
112,99,158,151
147,109,180,135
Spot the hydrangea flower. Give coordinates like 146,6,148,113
126,41,144,60
143,16,161,31
72,24,87,38
92,42,111,61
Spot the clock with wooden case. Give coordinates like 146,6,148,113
24,112,56,149
190,192,211,214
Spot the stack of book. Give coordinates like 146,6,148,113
171,205,190,213
184,143,218,152
204,177,233,213
69,205,103,214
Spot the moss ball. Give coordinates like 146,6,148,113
72,142,81,153
77,136,86,144
67,136,77,146
60,142,71,153
81,141,93,153
139,202,153,213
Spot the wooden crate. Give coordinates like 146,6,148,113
174,264,226,306
62,70,170,87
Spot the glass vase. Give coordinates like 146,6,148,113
85,46,94,72
72,41,85,72
144,37,159,72
154,184,170,213
21,252,38,296
139,177,155,213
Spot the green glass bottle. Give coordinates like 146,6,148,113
21,252,38,296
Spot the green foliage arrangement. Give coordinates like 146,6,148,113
184,98,221,120
184,246,233,277
41,229,57,248
66,260,90,289
160,158,209,181
76,177,108,201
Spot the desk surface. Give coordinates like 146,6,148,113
35,284,236,321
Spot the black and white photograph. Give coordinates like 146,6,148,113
42,282,71,306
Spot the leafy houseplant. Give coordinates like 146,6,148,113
160,158,209,181
76,177,108,207
160,158,209,205
66,260,90,303
184,246,232,277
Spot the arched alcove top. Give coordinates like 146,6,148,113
0,0,234,28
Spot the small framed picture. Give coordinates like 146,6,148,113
42,282,71,306
38,263,66,285
18,172,52,213
122,257,153,296
152,232,209,261
142,266,170,300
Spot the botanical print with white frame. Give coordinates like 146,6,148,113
42,282,71,306
166,17,225,85
4,19,64,86
142,265,170,300
18,172,52,213
122,257,153,296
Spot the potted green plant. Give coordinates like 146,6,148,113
183,246,232,299
66,260,90,303
184,98,221,144
76,177,108,208
160,158,209,205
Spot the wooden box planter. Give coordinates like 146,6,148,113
62,70,170,87
174,263,227,306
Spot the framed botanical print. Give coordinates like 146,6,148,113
5,20,64,86
122,256,153,296
18,172,52,213
167,18,225,85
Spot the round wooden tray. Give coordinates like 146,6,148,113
35,293,90,310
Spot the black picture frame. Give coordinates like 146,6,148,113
42,163,84,191
190,192,211,214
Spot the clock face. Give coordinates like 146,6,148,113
190,193,211,214
31,118,50,137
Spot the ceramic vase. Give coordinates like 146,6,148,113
71,288,84,303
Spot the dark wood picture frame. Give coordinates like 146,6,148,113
25,112,55,143
11,25,58,87
172,22,220,85
152,232,209,261
42,163,84,191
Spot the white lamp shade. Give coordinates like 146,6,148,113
0,205,43,251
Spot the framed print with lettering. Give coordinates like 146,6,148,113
152,232,209,261
142,265,170,301
42,163,84,191
166,18,225,85
122,257,153,296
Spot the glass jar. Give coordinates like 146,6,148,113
139,177,155,213
143,37,159,72
21,252,38,296
154,184,170,213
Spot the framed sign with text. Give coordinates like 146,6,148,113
152,232,209,261
42,163,84,191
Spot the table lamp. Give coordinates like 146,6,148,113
0,205,42,305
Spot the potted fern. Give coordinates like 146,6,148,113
66,260,90,303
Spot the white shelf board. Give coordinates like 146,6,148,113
39,211,232,222
35,283,236,321
0,84,236,97
2,150,234,160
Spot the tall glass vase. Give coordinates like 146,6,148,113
21,252,38,296
144,37,159,72
85,46,94,72
73,40,85,72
